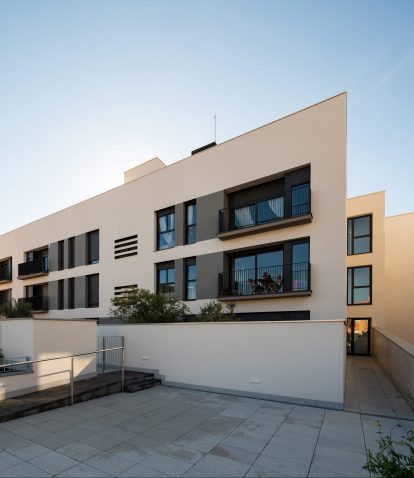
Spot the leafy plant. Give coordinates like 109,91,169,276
110,288,189,323
196,301,237,322
364,421,414,478
0,299,32,319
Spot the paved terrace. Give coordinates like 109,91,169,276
0,384,412,478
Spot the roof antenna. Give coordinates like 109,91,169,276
214,114,217,143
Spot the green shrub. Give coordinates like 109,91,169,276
364,421,414,478
0,299,32,319
196,301,237,322
110,288,189,323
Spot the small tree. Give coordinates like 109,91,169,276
364,422,414,478
110,288,189,323
196,301,237,322
0,299,32,319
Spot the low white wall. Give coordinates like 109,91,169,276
0,319,97,399
373,327,414,409
98,320,346,409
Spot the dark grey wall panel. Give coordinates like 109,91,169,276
48,280,58,310
63,278,69,309
229,178,284,208
63,239,69,269
197,191,225,242
175,203,184,247
48,242,59,272
174,258,184,301
75,234,86,267
74,276,86,308
197,252,224,300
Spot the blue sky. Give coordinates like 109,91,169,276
1,0,413,234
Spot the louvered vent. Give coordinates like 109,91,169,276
114,284,138,296
114,235,138,259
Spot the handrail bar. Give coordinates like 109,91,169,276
0,346,124,369
0,346,126,405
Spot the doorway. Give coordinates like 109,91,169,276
347,318,371,355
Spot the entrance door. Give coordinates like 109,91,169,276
347,318,371,355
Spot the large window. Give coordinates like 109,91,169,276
68,237,75,268
347,215,372,255
58,240,64,271
157,209,175,250
58,279,64,310
68,278,75,309
157,262,175,295
347,266,372,305
87,274,99,308
185,258,196,300
87,230,99,264
186,202,197,244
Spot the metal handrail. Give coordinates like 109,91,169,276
0,346,125,406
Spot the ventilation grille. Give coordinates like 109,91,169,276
114,284,137,296
114,235,138,259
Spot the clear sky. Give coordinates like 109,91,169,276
1,0,413,234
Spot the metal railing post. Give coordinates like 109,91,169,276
70,356,74,406
121,337,125,392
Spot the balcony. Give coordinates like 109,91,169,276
20,296,49,312
0,265,12,283
218,262,311,300
218,184,311,240
18,257,49,279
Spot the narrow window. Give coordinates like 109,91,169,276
157,209,175,250
68,278,75,309
347,215,372,255
157,262,175,295
68,237,75,268
185,258,197,300
186,201,197,244
58,240,64,271
58,279,64,310
87,274,99,308
347,266,372,305
87,230,99,264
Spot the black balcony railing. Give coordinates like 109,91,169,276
219,184,310,234
218,262,311,298
18,257,49,277
20,296,49,312
0,265,12,282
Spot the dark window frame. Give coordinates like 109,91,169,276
68,278,75,309
157,208,176,251
347,215,372,256
346,317,371,355
86,273,99,308
185,257,197,301
87,230,100,265
347,265,372,306
58,279,64,310
156,261,175,295
58,240,64,271
185,201,197,245
68,237,75,268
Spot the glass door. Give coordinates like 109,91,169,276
346,318,371,355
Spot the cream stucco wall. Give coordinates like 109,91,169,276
346,191,385,329
0,319,96,399
384,213,414,344
98,320,346,408
0,93,347,322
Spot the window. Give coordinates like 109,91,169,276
68,278,75,309
58,240,64,271
58,279,64,310
292,242,310,291
87,274,99,308
347,266,372,305
185,258,196,300
87,230,99,264
157,209,175,250
68,237,75,268
186,202,197,244
347,215,372,255
157,262,175,295
291,183,310,217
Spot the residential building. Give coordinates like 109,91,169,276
0,94,347,325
